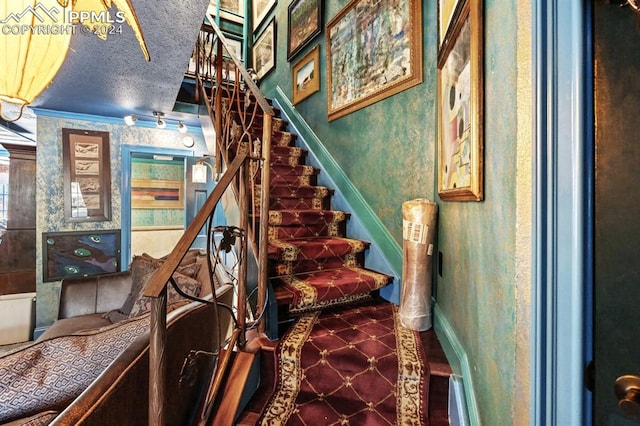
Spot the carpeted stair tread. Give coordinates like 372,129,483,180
269,236,370,262
256,184,333,211
271,253,364,276
268,209,348,226
267,184,332,199
270,145,307,158
270,164,318,177
267,222,345,240
272,267,393,313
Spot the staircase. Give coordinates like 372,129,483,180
244,102,394,325
187,21,451,425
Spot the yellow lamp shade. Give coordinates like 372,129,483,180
0,0,73,121
0,0,149,121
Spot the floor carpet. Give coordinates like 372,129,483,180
258,300,430,425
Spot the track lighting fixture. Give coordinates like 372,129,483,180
122,112,191,133
153,111,166,129
124,115,138,126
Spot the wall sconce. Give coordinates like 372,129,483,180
123,112,189,133
192,156,218,183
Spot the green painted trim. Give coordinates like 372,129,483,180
271,86,403,274
433,302,479,426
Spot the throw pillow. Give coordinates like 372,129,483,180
120,255,162,316
128,271,202,318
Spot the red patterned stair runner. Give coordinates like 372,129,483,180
258,301,429,425
254,106,393,315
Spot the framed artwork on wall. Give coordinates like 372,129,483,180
62,128,112,222
252,0,276,31
131,179,184,209
438,0,463,52
252,19,276,80
208,0,245,24
292,45,320,104
437,0,483,201
287,0,322,61
326,0,423,121
42,229,121,282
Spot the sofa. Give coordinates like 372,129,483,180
0,250,234,425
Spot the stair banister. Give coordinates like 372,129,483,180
197,16,273,334
144,143,250,425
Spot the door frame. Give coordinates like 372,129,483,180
532,1,593,424
121,144,194,266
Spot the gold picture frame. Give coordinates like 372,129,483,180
131,179,184,209
326,0,423,121
437,0,483,201
438,0,463,52
292,45,320,104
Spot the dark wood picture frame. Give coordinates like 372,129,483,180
252,0,277,31
252,19,276,81
287,0,322,61
326,0,423,121
62,129,112,221
42,229,121,282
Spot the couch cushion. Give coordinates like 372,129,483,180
37,313,111,341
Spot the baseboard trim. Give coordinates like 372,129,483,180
434,303,479,425
271,87,402,303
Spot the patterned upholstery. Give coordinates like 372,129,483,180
0,315,150,423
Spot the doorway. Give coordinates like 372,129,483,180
121,145,193,265
592,2,640,424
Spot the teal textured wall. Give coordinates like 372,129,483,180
256,0,522,423
35,114,208,328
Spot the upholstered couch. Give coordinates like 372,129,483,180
0,250,234,425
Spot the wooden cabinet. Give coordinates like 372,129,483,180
0,143,36,295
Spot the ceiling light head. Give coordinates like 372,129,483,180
124,114,138,126
153,111,166,129
178,121,188,133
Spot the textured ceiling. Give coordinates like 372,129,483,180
30,0,210,126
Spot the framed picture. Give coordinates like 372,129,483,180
252,19,276,80
287,0,322,61
42,229,121,282
225,37,243,61
207,0,245,24
437,0,483,201
131,179,184,209
252,0,276,31
438,0,463,52
326,0,423,121
62,129,111,222
292,45,320,104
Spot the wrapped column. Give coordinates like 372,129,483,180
399,198,438,331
